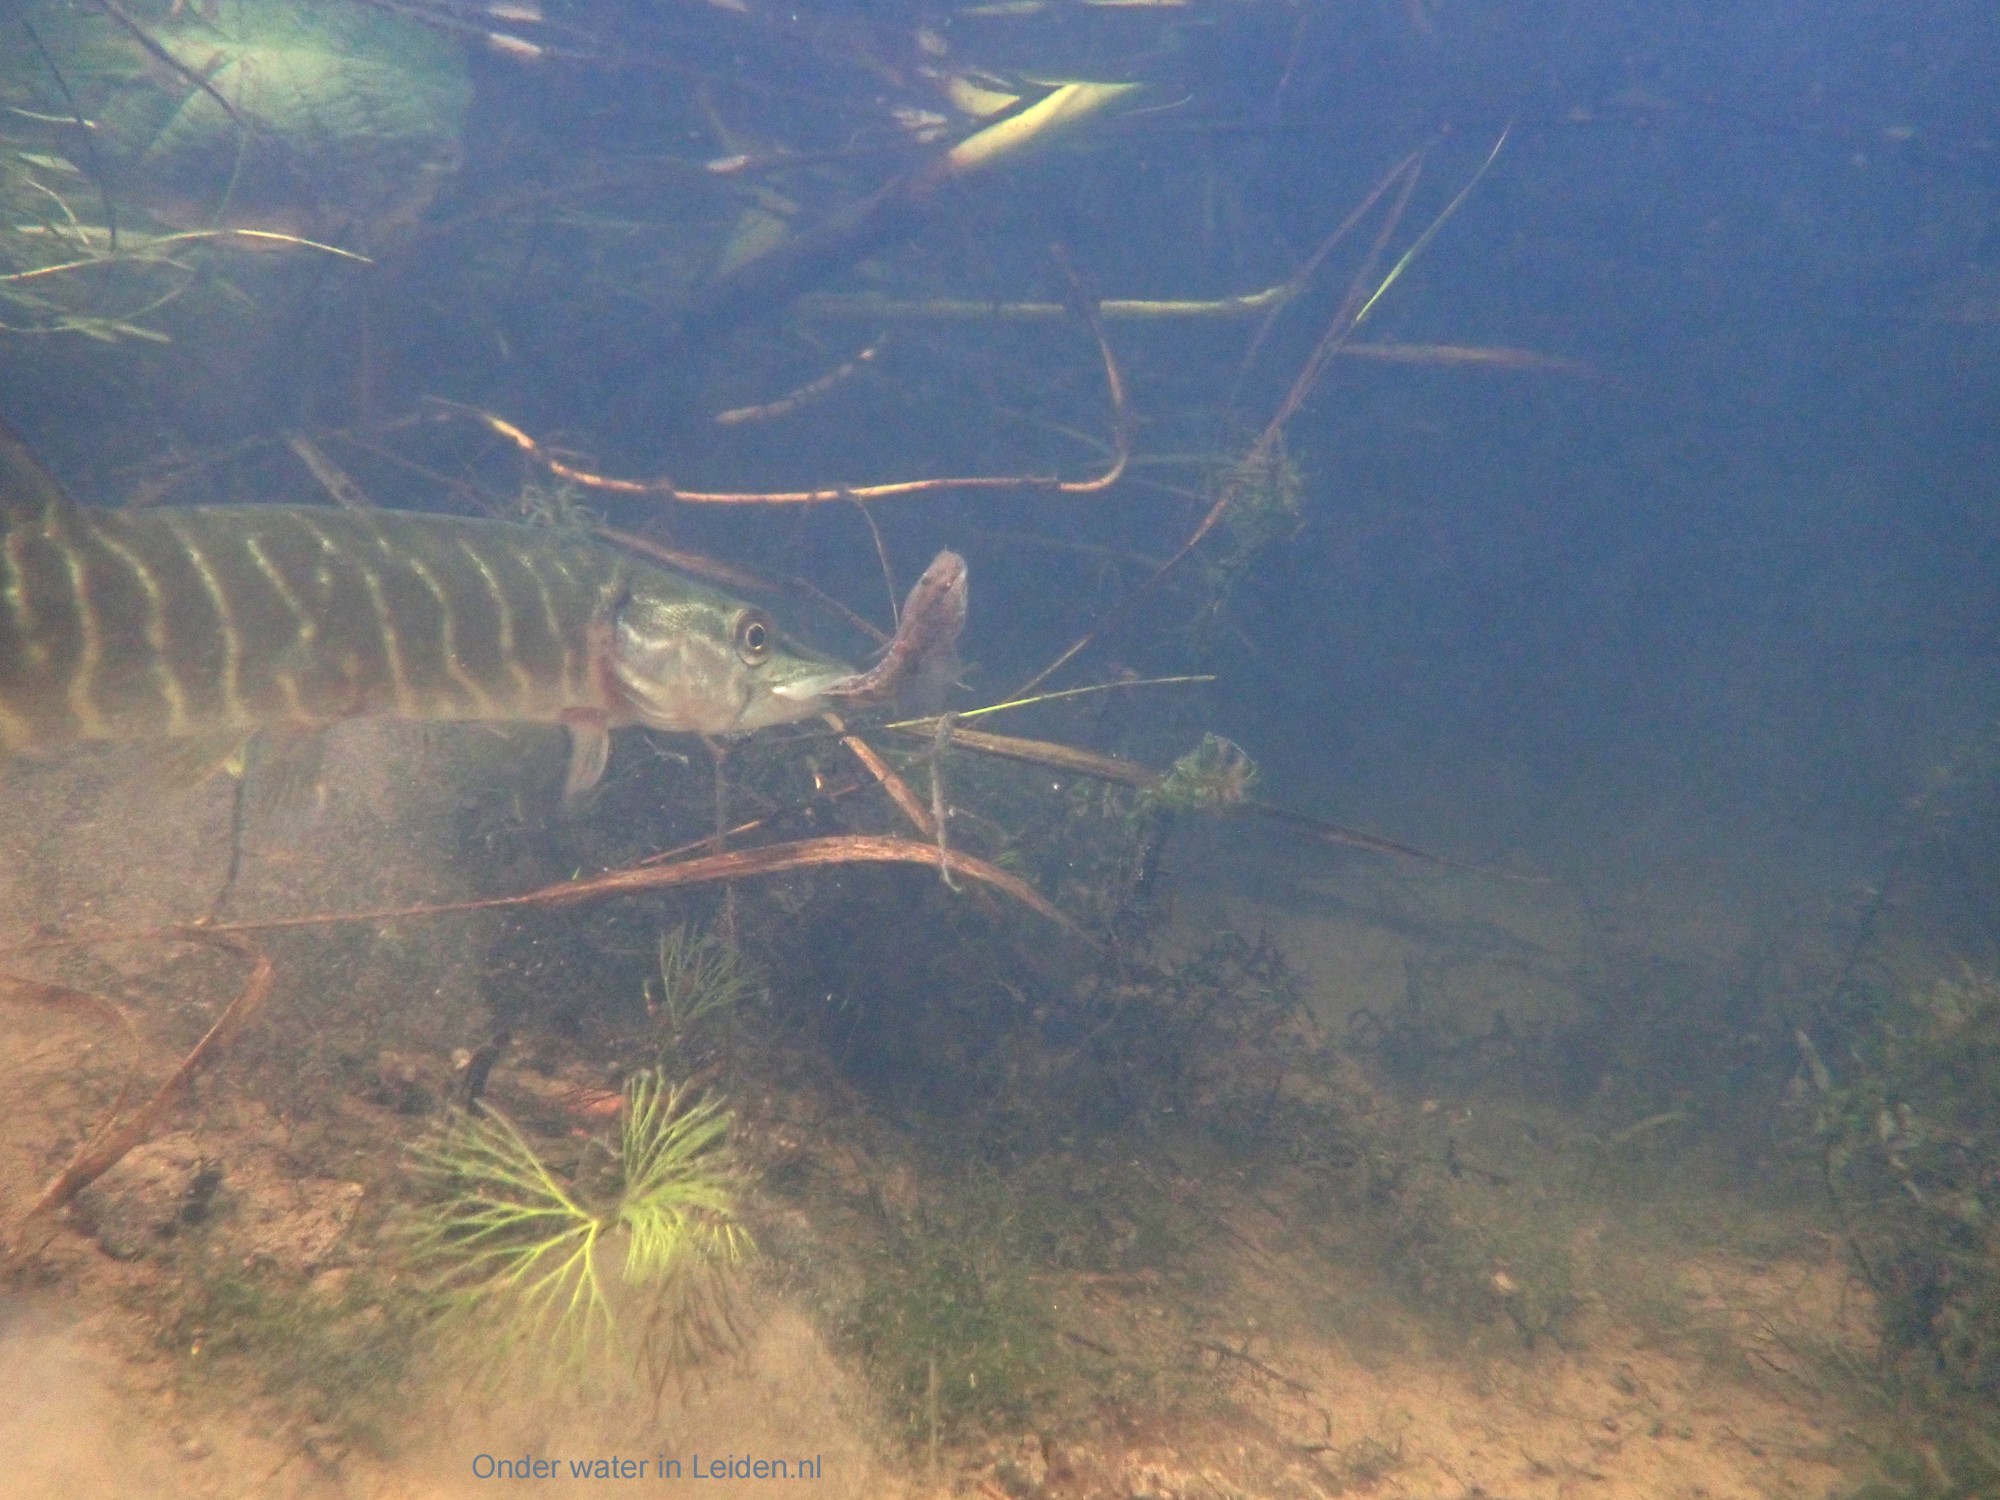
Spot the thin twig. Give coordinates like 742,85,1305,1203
0,973,144,1137
22,943,274,1223
793,287,1295,322
1016,133,1508,698
593,525,780,597
929,713,959,890
285,434,376,509
86,0,248,131
714,337,885,425
1192,1338,1317,1394
823,711,935,839
435,299,1127,504
1233,150,1420,404
886,722,1540,877
850,497,899,625
3,835,1076,958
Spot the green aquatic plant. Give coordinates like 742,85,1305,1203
647,923,762,1065
408,1069,751,1368
1147,733,1258,814
1189,436,1306,652
1803,970,2000,1497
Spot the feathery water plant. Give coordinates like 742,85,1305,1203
647,923,762,1064
408,1069,750,1368
619,1070,752,1284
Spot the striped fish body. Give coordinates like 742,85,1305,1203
1,504,628,746
0,427,852,798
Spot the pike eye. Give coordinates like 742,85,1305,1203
733,609,774,665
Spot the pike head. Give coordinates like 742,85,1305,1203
607,551,967,735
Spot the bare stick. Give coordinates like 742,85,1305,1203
285,433,376,509
22,945,274,1223
929,714,958,890
437,304,1127,503
824,711,935,839
888,723,1543,878
4,836,1076,957
1012,135,1514,699
714,338,885,425
592,525,781,597
85,0,248,131
0,974,144,1139
851,497,899,625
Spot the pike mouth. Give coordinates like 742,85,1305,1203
770,668,861,706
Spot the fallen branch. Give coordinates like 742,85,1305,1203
825,712,936,839
3,835,1076,959
1192,1338,1317,1395
22,944,274,1223
0,973,144,1131
85,0,248,131
794,287,1295,322
1018,132,1509,697
440,272,1128,502
714,338,886,425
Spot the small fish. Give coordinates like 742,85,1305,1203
0,423,964,805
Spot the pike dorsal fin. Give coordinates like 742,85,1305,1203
0,418,80,529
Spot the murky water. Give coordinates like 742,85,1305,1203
4,1,1997,1496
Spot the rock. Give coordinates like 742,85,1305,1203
71,1133,221,1261
233,1176,366,1273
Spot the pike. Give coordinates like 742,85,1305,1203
0,423,967,802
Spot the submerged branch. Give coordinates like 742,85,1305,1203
20,943,274,1224
794,288,1296,322
85,0,248,131
1016,132,1509,697
3,835,1075,960
441,285,1127,502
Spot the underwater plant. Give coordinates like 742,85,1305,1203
1804,969,2000,1497
408,1069,751,1368
1188,436,1307,652
646,923,763,1066
1147,733,1258,814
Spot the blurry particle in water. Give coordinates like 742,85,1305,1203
894,107,952,143
484,31,544,61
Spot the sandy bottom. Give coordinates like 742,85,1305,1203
0,744,1877,1500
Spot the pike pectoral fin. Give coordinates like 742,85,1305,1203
559,709,611,810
